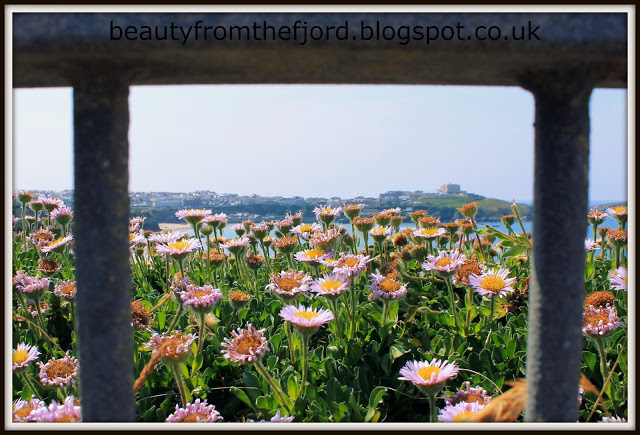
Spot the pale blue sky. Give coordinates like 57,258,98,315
12,85,627,202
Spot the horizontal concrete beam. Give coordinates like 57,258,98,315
13,13,626,88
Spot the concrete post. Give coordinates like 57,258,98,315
73,77,135,421
520,73,593,421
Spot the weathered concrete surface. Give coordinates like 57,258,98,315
13,13,626,88
73,77,135,422
520,72,592,421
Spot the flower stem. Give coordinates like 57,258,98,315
197,311,206,355
166,304,183,332
428,393,437,423
382,299,389,327
254,359,292,414
444,277,459,332
349,276,358,339
595,336,610,382
284,320,296,364
21,372,43,400
299,333,310,399
171,363,189,407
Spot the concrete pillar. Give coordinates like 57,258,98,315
520,73,593,421
73,77,135,421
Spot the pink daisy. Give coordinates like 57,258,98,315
468,268,517,298
266,270,312,299
294,248,332,265
422,249,467,278
330,252,372,278
175,208,212,225
38,352,79,387
50,206,73,226
180,284,223,313
445,381,491,406
369,270,408,300
585,238,599,251
413,227,446,240
582,305,625,338
40,235,73,254
279,304,334,333
220,237,250,255
311,273,350,299
221,323,270,365
255,410,295,422
148,231,182,245
156,238,201,261
437,401,485,422
309,228,342,251
291,223,322,240
12,343,41,372
145,332,197,365
166,398,223,422
608,267,628,292
53,280,76,300
31,396,81,423
398,359,459,394
12,397,45,422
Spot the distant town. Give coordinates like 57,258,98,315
26,183,471,210
17,184,531,229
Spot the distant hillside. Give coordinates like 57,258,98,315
411,194,532,222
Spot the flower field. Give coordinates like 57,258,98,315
11,192,629,423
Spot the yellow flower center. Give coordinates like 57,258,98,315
235,335,262,355
372,228,385,235
321,280,342,292
49,237,65,246
325,258,337,265
168,241,190,251
453,411,476,422
323,208,332,214
418,366,440,381
295,311,319,321
613,206,627,214
419,228,440,236
344,258,358,267
158,337,189,358
12,349,30,365
480,276,506,293
276,277,301,292
54,415,77,422
45,360,75,379
584,313,609,328
379,279,401,293
435,257,453,267
191,290,211,298
304,249,325,260
229,291,250,301
60,283,75,295
300,225,313,232
14,406,33,420
181,413,209,422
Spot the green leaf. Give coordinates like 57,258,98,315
326,377,341,404
583,351,597,372
287,374,299,402
506,339,517,359
503,245,528,258
155,407,167,421
155,311,165,330
365,386,387,422
389,343,410,361
230,386,256,410
191,352,203,374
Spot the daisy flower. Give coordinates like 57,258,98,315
266,270,312,300
13,272,50,299
14,190,35,204
131,300,152,330
37,195,64,212
399,359,459,395
588,209,608,225
27,299,50,318
220,237,250,255
53,280,76,300
453,259,486,286
599,416,627,423
605,206,628,218
175,208,212,225
469,268,517,298
437,401,485,422
291,223,322,240
166,399,223,422
352,217,375,233
582,305,625,338
414,227,446,240
12,397,45,422
311,273,350,299
228,290,251,310
369,270,407,300
38,353,79,387
180,284,223,313
585,238,599,251
145,332,197,366
156,238,201,261
343,204,364,220
422,249,467,278
331,252,372,278
129,232,147,246
221,323,270,365
419,217,442,229
276,217,294,234
251,221,270,239
51,206,73,226
30,228,54,250
31,396,81,423
309,228,341,251
279,304,334,335
41,235,73,254
609,266,628,291
314,205,342,224
256,410,295,423
370,226,393,242
445,381,491,406
273,235,298,254
205,213,228,229
149,231,182,245
37,257,61,276
584,291,616,309
295,248,331,266
129,216,146,232
382,207,402,215
12,343,40,372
